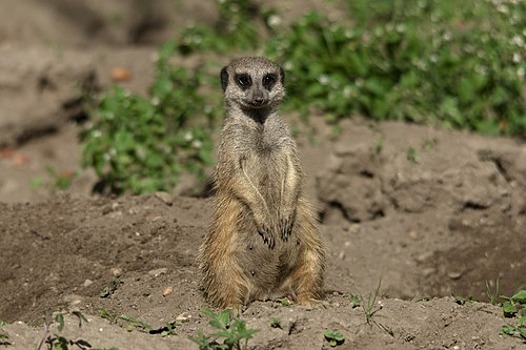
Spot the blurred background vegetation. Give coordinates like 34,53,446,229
82,0,526,194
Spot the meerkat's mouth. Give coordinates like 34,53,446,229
242,98,270,109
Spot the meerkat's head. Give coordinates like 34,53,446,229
220,57,285,113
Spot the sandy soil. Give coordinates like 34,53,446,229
0,1,525,349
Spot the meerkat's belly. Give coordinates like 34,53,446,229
236,215,300,293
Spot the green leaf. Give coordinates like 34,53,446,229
501,324,517,336
511,290,526,304
364,78,387,96
503,301,518,317
457,77,475,103
350,294,361,308
55,313,65,332
349,52,367,76
324,329,345,347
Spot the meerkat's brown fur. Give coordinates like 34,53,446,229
198,57,326,310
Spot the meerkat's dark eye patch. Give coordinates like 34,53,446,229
235,73,252,89
262,73,277,90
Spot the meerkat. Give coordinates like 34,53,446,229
198,57,326,310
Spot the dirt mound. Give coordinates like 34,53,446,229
317,121,526,300
1,0,525,348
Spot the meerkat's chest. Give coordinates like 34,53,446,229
242,140,289,194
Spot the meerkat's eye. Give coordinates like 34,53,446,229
262,73,277,89
236,74,252,88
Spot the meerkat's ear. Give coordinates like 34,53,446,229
279,67,285,85
220,66,229,92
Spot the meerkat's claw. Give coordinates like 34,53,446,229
280,217,294,241
258,226,275,249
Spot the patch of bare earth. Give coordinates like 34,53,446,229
0,1,525,349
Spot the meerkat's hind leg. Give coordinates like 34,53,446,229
199,254,248,310
280,201,326,307
199,201,254,310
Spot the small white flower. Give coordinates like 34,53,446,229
343,86,352,98
318,74,330,85
416,60,427,71
511,35,524,47
496,4,509,14
517,67,525,78
267,14,282,28
184,131,193,142
476,65,488,76
195,36,203,44
192,140,203,149
513,52,521,63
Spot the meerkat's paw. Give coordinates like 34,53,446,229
297,297,329,310
279,216,294,241
225,304,244,317
257,223,276,249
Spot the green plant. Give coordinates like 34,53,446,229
99,308,177,336
501,290,526,317
265,1,526,137
81,41,217,195
349,293,361,308
373,137,384,155
189,308,259,350
178,0,276,55
0,327,8,346
486,278,501,305
324,329,345,347
99,278,123,298
277,298,293,307
406,147,420,164
354,279,383,325
119,314,153,333
46,166,76,191
270,317,281,329
37,312,91,350
453,295,474,306
30,176,44,190
500,289,526,341
422,138,437,151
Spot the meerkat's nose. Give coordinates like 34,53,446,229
253,98,266,106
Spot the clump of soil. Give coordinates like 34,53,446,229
0,1,525,349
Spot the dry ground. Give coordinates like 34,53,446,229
0,1,525,349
